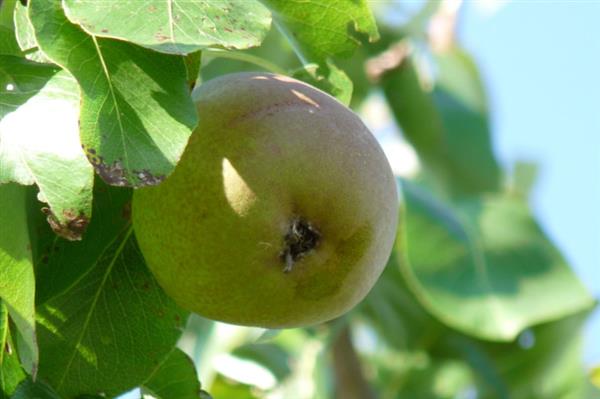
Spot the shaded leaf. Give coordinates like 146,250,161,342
0,26,21,56
0,0,16,28
382,47,501,196
233,343,291,381
401,181,595,341
0,55,56,119
446,311,593,399
0,184,37,376
200,26,298,81
142,348,201,399
63,0,271,55
9,378,60,399
474,310,593,399
29,0,198,187
359,249,442,350
35,185,188,397
200,390,214,399
31,179,129,305
184,50,202,88
254,329,282,344
0,58,93,239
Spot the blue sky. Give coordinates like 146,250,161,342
458,0,600,365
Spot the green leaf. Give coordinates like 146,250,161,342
475,310,593,399
511,161,538,199
29,0,198,188
0,303,26,398
593,365,600,388
31,179,129,305
34,184,188,398
9,378,60,399
142,348,201,399
292,61,353,106
183,50,202,88
0,303,6,365
401,181,595,341
0,55,56,119
62,0,271,55
359,250,442,350
209,374,259,399
0,184,37,376
382,47,501,196
0,58,93,240
232,343,291,381
254,329,282,343
260,0,378,103
261,0,379,62
0,0,16,28
13,1,50,63
0,26,21,56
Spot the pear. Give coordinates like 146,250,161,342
132,73,398,328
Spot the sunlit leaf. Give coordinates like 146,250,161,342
260,0,378,103
261,0,378,62
592,365,600,389
209,374,259,399
0,58,93,239
0,184,37,376
29,0,198,187
0,303,26,398
292,61,353,106
13,1,50,63
63,0,271,55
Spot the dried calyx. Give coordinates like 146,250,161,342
280,217,321,273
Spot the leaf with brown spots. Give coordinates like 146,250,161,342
29,0,198,188
62,0,271,55
0,58,93,239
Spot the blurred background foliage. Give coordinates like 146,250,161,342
150,1,600,398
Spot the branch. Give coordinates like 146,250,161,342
332,326,377,399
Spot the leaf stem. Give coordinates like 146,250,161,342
202,49,287,75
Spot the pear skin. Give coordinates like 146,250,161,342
133,73,398,328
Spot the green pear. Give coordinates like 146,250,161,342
132,73,398,328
